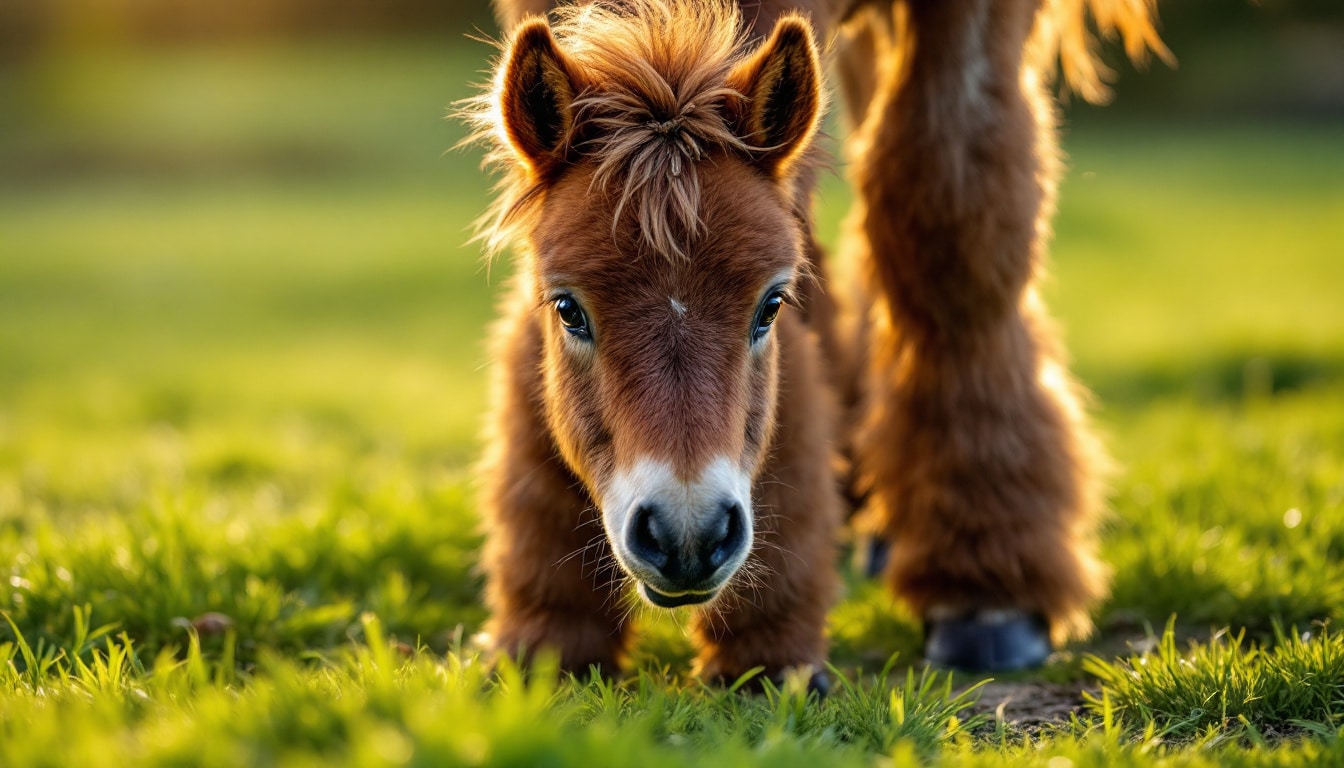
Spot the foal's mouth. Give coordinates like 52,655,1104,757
638,581,719,609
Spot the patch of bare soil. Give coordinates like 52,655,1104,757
962,682,1094,732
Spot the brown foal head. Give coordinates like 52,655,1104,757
476,0,822,607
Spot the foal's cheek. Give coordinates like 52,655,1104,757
543,338,615,490
742,345,781,472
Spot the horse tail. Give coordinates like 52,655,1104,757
1034,0,1172,104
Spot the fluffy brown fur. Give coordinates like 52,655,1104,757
836,0,1149,643
476,0,1165,671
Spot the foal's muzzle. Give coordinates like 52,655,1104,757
626,499,748,605
600,457,754,607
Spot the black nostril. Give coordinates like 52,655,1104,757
706,502,746,570
629,505,669,570
631,502,746,588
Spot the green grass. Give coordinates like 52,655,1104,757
1086,620,1344,740
2,37,1344,765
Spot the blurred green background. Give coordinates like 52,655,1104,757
1,1,1342,660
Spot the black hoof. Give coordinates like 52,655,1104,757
861,536,891,579
923,612,1052,672
806,670,831,698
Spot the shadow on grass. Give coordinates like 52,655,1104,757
1082,349,1344,409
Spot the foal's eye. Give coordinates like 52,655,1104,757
751,291,785,343
554,295,591,340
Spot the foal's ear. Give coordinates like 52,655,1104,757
727,15,823,177
498,18,581,175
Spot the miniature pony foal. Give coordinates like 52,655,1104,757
469,0,840,685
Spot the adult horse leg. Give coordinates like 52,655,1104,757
852,0,1106,670
830,8,886,572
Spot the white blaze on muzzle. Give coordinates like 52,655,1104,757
600,455,753,606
